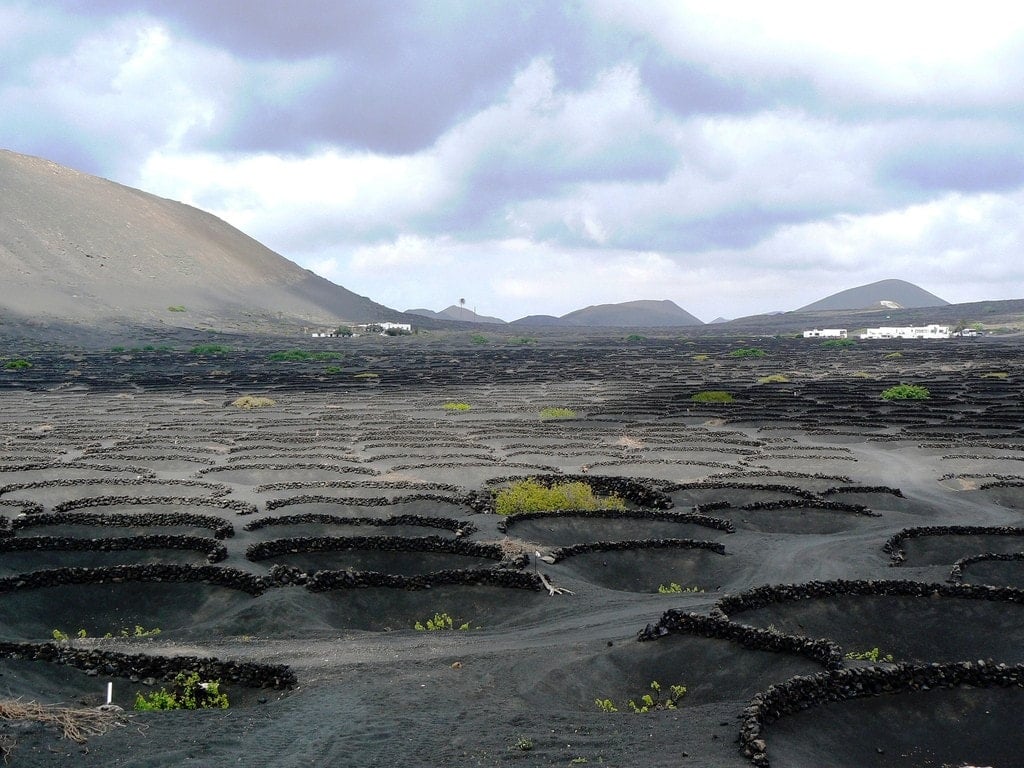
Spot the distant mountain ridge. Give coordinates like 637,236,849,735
406,306,506,324
798,279,949,312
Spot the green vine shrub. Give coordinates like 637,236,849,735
134,672,229,710
414,612,471,631
494,479,625,516
690,390,734,403
880,384,930,401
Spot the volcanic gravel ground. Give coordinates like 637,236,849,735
1,334,1023,767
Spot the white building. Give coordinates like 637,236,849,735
379,322,412,333
859,324,951,340
802,328,848,339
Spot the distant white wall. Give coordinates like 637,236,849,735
803,328,848,338
859,325,951,339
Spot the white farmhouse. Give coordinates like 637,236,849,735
859,324,951,340
802,329,848,339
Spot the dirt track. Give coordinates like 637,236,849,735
1,334,1023,767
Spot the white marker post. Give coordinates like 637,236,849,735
106,682,113,705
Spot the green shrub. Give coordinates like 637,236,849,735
981,372,1009,379
539,407,577,420
884,351,902,359
189,344,231,355
880,384,930,401
729,347,766,358
844,647,894,663
3,359,32,370
167,305,186,312
268,350,342,362
757,374,789,384
494,479,625,516
470,334,488,344
657,583,703,594
324,366,343,374
443,402,472,411
625,334,645,342
354,372,379,379
821,338,855,349
692,354,709,362
134,671,229,711
596,681,686,714
335,326,353,337
690,390,734,403
414,612,471,631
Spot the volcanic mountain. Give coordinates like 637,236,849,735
797,279,949,312
555,299,703,327
0,149,410,335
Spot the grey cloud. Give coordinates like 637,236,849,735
882,144,1024,194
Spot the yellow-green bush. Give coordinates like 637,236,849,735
494,479,625,515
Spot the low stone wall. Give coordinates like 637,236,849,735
0,564,271,596
740,499,879,517
0,499,46,516
13,511,235,539
949,551,1024,583
739,661,1024,766
198,462,378,477
498,508,734,534
302,567,543,592
52,495,258,516
0,641,296,690
550,538,725,563
244,513,476,537
663,481,818,500
884,525,1024,565
636,609,842,669
0,534,228,563
715,579,1024,618
246,535,506,563
0,478,231,499
821,485,904,498
264,493,467,511
255,479,462,494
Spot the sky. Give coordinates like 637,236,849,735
3,1,1024,322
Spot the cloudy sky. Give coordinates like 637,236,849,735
3,2,1024,322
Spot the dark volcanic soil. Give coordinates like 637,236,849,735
1,334,1023,767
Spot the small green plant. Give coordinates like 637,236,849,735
443,402,472,411
494,479,625,515
757,374,789,384
981,371,1009,379
884,351,903,359
414,612,471,631
268,350,342,362
335,325,353,337
134,671,229,710
111,625,161,639
354,372,379,379
822,338,855,349
512,736,534,752
539,407,577,420
189,344,231,355
570,758,588,765
231,395,276,409
729,347,766,358
625,334,646,342
880,384,930,401
690,390,734,403
167,305,186,312
692,354,709,362
470,334,488,344
51,628,88,643
3,359,32,370
594,698,618,713
110,346,126,353
657,583,704,594
324,365,343,374
844,647,894,663
597,681,686,714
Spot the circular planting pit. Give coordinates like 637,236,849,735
244,514,472,540
884,526,1024,566
665,483,814,508
954,553,1024,588
550,540,730,593
746,663,1024,768
719,501,877,535
304,583,543,632
719,581,1024,664
525,632,824,713
0,569,265,641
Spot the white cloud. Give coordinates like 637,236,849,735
594,0,1024,106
